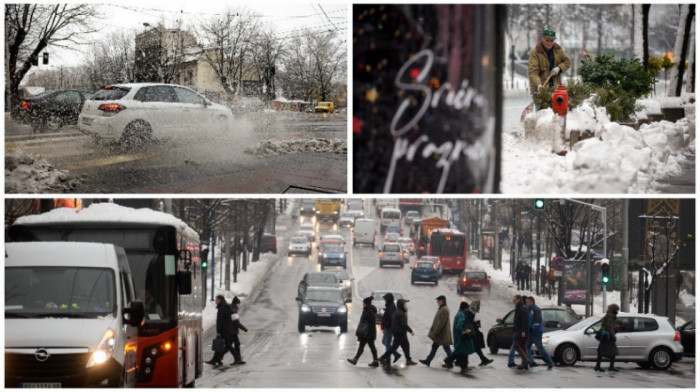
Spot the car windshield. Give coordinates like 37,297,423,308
416,262,434,269
383,244,401,252
331,270,350,280
300,224,314,231
348,204,362,210
323,245,343,253
386,227,401,233
385,234,400,241
305,290,342,303
5,267,116,318
565,316,601,331
383,211,401,219
92,86,130,101
465,272,487,279
291,237,307,244
421,257,439,263
407,212,420,217
302,202,315,208
306,274,338,284
341,214,354,219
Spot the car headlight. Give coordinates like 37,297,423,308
337,306,347,313
323,253,328,258
341,254,346,259
301,304,311,312
86,329,116,368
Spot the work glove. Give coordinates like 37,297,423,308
550,66,561,76
537,85,543,92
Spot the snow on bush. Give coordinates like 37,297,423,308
5,150,77,193
245,138,347,157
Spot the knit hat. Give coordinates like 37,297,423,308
543,29,556,39
459,301,469,310
363,296,373,306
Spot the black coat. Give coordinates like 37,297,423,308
382,302,396,330
468,310,485,349
391,299,413,336
513,302,529,342
356,304,378,341
216,301,233,337
230,304,248,335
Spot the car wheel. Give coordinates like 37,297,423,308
121,120,152,147
434,279,439,286
487,335,498,354
555,343,579,366
411,278,415,285
340,322,348,333
298,320,305,333
649,346,673,370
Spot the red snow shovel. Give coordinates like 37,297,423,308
520,73,553,122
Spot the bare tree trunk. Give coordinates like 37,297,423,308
669,4,694,96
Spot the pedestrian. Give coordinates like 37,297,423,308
229,296,248,365
380,293,401,364
468,300,493,366
524,262,532,290
548,267,557,296
518,235,524,256
524,296,554,369
540,266,548,296
595,304,620,372
347,297,380,367
419,295,452,367
442,301,476,374
379,299,417,366
676,273,684,298
206,295,236,367
516,261,527,290
511,294,530,370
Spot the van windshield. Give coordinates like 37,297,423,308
5,267,116,318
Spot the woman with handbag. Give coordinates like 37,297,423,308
443,301,476,373
595,304,620,372
347,297,379,367
468,300,493,366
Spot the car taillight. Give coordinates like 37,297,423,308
379,252,384,258
413,263,418,269
674,331,681,341
98,103,126,113
462,277,467,282
19,100,30,110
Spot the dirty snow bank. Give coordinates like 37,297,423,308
503,100,693,193
244,138,347,157
5,150,78,193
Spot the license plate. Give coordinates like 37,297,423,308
318,312,331,317
421,275,430,278
472,284,481,287
21,382,61,388
81,117,93,126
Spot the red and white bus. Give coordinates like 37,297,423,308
10,203,204,388
427,228,467,274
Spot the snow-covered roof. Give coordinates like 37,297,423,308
15,203,198,238
6,242,119,269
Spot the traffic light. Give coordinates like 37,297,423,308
534,199,545,210
601,262,610,285
201,259,208,269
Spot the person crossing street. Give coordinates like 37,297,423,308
419,295,452,367
525,296,554,369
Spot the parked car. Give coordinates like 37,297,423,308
288,235,311,257
297,272,341,298
370,290,408,324
379,242,403,268
338,213,355,228
457,270,490,294
78,83,233,146
327,269,354,300
540,313,684,370
677,320,695,356
296,287,349,333
404,210,421,225
410,260,440,285
487,307,579,354
260,233,277,253
19,89,94,132
318,243,347,269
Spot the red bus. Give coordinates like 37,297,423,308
427,229,467,274
10,203,204,388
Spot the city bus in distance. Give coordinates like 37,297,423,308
427,229,467,274
9,203,203,388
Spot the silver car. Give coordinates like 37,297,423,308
327,269,354,300
540,313,684,370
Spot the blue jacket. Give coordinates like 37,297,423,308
528,304,544,333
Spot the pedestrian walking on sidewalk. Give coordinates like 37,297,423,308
380,293,401,363
419,295,452,367
348,297,379,367
379,299,416,367
468,300,493,366
595,304,620,372
229,296,248,365
525,296,554,369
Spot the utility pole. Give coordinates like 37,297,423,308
536,211,541,295
478,200,483,259
494,201,501,270
210,230,216,301
621,199,630,312
585,207,593,318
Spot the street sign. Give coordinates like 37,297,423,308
553,256,564,270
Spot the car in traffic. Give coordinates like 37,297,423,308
410,260,440,285
19,89,94,132
78,83,234,146
370,290,408,324
457,270,490,294
297,272,342,298
398,237,415,254
298,223,316,241
379,242,404,268
338,213,355,228
487,307,579,354
398,242,412,263
318,243,347,269
260,233,277,253
345,202,365,218
379,207,401,233
314,101,334,113
327,269,354,300
288,235,312,257
296,287,349,333
384,225,403,236
419,255,442,275
540,313,684,370
319,233,345,245
300,200,316,216
677,320,695,356
404,210,421,225
383,232,401,243
353,218,376,248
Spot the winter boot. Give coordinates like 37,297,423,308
347,358,358,365
516,363,529,370
419,359,430,367
479,358,494,366
406,359,417,366
442,358,454,369
368,360,379,367
393,353,402,363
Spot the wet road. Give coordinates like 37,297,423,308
5,112,346,193
197,202,695,388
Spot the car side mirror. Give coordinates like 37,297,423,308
295,296,302,302
496,318,503,324
123,300,145,327
584,327,595,335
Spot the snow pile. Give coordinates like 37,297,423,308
244,138,346,157
679,289,695,308
5,150,77,193
635,98,662,120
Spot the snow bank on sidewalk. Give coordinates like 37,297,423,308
5,150,78,193
244,138,346,157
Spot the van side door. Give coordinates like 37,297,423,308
117,248,139,387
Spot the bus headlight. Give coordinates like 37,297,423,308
86,329,116,368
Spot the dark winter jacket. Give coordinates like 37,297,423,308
356,304,378,341
391,299,413,336
216,301,234,337
452,309,476,356
528,303,544,333
598,310,619,357
467,310,485,349
230,304,248,335
513,301,530,342
528,40,572,93
516,264,525,279
382,300,396,331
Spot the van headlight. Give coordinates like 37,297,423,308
86,329,116,368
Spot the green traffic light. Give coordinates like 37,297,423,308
202,261,208,268
534,199,545,210
602,276,609,284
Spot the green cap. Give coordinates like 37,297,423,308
543,29,556,39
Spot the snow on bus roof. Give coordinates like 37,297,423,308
15,203,198,238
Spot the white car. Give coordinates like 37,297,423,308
397,237,415,254
540,313,684,370
298,223,316,241
319,234,345,244
345,203,365,218
78,83,233,145
338,213,355,228
288,236,311,257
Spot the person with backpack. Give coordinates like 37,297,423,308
595,304,620,372
347,297,379,367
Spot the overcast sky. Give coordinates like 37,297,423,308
37,1,347,67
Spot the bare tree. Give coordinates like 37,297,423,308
309,31,345,101
668,4,695,96
641,217,680,313
5,4,99,116
279,34,316,101
250,28,285,102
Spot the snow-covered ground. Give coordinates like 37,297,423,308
244,138,346,157
5,150,79,193
500,74,694,193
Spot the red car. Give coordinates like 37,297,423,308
457,270,490,294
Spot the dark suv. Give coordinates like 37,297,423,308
486,307,579,354
296,287,349,333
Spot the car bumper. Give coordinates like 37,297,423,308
321,258,346,267
380,259,403,266
289,249,310,255
78,114,122,140
5,355,125,388
412,273,439,282
300,313,347,327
